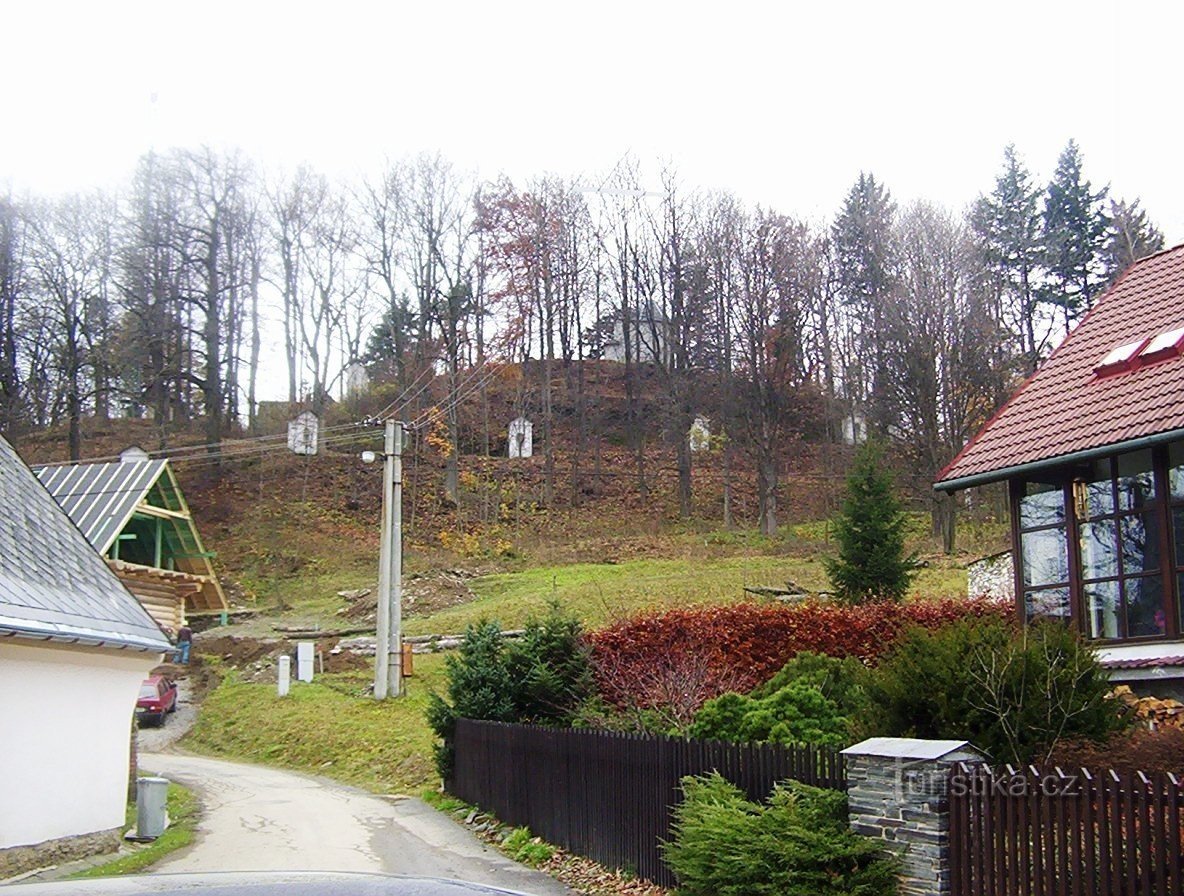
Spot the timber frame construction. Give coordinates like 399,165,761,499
34,456,228,631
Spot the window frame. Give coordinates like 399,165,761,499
1010,443,1182,644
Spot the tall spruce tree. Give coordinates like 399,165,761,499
825,440,917,603
971,144,1048,373
1043,140,1109,325
832,172,897,434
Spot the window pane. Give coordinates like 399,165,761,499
1020,481,1065,529
1176,506,1184,566
1025,587,1071,623
1076,459,1114,520
1116,449,1156,511
1021,527,1069,587
1170,443,1184,500
1120,512,1161,575
1084,580,1120,639
1124,576,1166,637
1079,520,1118,580
1179,573,1184,636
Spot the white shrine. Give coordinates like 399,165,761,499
288,411,320,456
344,362,370,398
508,416,533,458
688,415,711,452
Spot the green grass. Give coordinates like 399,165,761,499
406,551,971,636
70,784,198,879
182,657,448,793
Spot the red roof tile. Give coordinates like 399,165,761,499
1100,655,1184,670
936,245,1184,488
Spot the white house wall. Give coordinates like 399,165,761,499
0,641,161,850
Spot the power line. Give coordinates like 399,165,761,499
409,360,509,431
35,419,369,468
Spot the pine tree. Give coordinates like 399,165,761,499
1043,140,1109,324
825,440,917,603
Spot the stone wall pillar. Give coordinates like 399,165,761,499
842,737,987,896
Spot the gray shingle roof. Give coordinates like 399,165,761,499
0,436,171,652
33,458,169,553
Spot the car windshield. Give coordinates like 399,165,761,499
138,685,157,698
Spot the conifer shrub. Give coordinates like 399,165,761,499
866,616,1126,765
662,773,898,896
427,602,593,780
688,653,869,746
824,439,918,603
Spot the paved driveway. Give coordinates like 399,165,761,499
140,753,571,895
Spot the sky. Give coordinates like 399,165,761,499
4,0,1181,239
3,1,1181,403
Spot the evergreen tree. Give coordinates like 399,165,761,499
1043,140,1109,324
970,144,1048,373
831,172,897,434
825,440,917,602
1102,197,1164,287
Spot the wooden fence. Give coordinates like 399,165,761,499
451,719,846,887
949,763,1184,896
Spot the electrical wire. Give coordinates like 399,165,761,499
368,363,437,422
35,419,370,468
408,359,510,431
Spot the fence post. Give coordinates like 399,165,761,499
841,737,987,896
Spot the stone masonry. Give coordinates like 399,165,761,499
843,738,987,896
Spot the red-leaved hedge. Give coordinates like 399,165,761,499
589,598,1015,713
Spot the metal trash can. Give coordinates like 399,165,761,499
136,776,170,839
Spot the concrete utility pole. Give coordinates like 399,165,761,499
374,420,404,699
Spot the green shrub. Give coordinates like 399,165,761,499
503,826,554,866
867,616,1126,765
506,601,594,725
688,653,868,747
427,602,594,779
662,773,898,896
824,440,917,603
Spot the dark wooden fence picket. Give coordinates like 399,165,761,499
949,763,1184,896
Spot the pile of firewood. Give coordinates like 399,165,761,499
1110,684,1184,730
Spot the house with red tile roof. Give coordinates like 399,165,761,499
935,245,1184,691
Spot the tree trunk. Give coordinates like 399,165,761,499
758,452,778,536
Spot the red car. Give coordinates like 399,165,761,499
136,675,178,727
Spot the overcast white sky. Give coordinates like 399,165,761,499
3,0,1181,240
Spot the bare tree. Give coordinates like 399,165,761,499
735,211,823,535
0,195,30,431
28,193,119,458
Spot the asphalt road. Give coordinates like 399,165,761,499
140,753,571,895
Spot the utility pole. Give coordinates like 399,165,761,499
374,419,404,699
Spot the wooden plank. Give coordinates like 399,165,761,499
1166,773,1181,896
1153,773,1168,896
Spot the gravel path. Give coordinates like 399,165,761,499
135,677,198,753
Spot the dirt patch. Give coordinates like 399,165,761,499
198,634,286,667
338,568,482,622
193,632,372,683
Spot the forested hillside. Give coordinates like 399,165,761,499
0,140,1166,550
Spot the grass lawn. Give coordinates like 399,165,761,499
182,656,448,794
70,784,198,879
407,551,969,636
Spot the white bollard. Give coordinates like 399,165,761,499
278,655,291,696
296,641,314,682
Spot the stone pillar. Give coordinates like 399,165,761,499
842,737,987,896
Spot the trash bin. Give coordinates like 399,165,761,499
136,776,170,839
